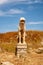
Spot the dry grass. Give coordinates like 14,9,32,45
0,31,43,65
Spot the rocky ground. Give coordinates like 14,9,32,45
0,52,43,65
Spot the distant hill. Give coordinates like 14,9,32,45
0,30,43,53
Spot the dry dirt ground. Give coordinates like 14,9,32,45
0,52,43,65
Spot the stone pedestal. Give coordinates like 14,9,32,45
17,43,27,58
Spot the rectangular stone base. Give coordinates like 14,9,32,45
17,43,27,57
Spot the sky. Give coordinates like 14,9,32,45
0,0,43,33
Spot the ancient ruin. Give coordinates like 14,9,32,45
17,17,27,57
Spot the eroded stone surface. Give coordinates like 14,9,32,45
0,52,43,65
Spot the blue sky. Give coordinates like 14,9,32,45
0,0,43,33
